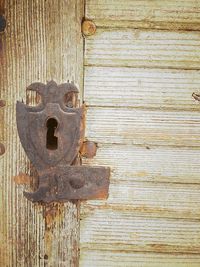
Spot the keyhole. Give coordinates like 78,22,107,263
46,118,58,150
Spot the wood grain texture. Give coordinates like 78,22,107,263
84,66,200,110
82,144,200,220
85,29,200,69
80,209,200,254
0,0,4,13
82,180,200,219
0,0,84,266
80,250,200,267
85,107,200,147
83,144,200,184
86,0,200,31
80,1,200,266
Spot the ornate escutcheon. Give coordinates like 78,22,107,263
16,81,110,203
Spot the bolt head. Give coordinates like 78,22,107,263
82,20,96,36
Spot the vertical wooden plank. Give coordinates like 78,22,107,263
0,0,4,14
0,0,84,266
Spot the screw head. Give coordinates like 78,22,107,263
82,20,96,36
80,141,97,158
69,175,85,189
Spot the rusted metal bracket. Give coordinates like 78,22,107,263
192,92,200,102
16,81,110,203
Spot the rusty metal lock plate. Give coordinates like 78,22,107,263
16,81,110,203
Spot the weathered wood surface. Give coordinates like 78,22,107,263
80,250,200,267
85,107,200,147
0,0,84,266
85,29,200,69
82,144,200,220
80,1,200,266
84,67,200,110
83,144,200,184
80,209,200,254
86,0,200,31
81,180,200,219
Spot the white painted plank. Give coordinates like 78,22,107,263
80,209,200,254
82,180,200,219
82,1,200,266
85,29,200,69
83,145,200,220
84,67,200,110
86,0,200,31
80,250,200,267
83,144,200,184
86,107,200,147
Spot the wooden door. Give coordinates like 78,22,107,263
0,1,84,266
1,1,200,267
80,1,200,266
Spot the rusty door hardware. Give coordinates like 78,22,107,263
192,92,200,102
0,15,6,32
16,81,110,203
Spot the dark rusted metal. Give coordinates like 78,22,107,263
80,140,98,158
0,99,6,107
0,15,6,32
16,81,110,203
23,166,110,202
0,143,5,155
192,92,200,102
82,20,96,36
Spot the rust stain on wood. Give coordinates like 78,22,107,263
43,201,80,266
43,203,65,230
13,172,31,185
0,99,6,107
0,142,5,155
0,0,4,14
